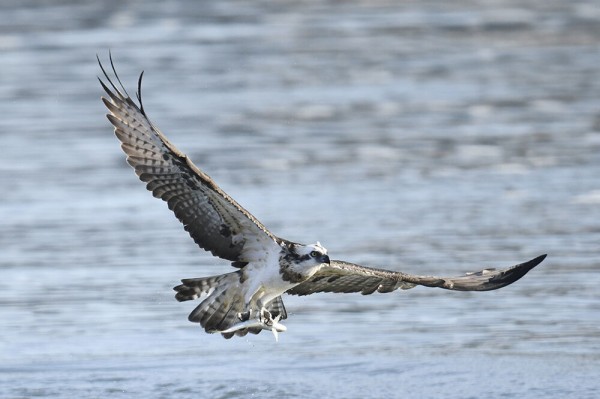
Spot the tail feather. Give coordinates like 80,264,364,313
173,271,288,338
197,288,243,332
174,274,227,302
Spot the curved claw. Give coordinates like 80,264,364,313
260,308,273,326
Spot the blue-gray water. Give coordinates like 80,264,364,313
1,1,599,398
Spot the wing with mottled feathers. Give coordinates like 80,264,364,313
287,254,546,296
98,56,281,263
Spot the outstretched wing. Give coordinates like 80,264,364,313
98,56,282,264
286,254,546,296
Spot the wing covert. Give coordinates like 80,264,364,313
98,56,281,263
286,254,547,296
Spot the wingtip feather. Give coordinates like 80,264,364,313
520,253,547,271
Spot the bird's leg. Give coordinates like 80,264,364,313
237,294,268,322
260,308,274,326
255,299,286,341
236,298,272,324
237,309,252,322
256,299,274,326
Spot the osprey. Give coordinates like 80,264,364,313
98,57,546,340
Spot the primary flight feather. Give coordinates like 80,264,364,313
98,56,546,340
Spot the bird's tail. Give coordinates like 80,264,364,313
173,271,287,339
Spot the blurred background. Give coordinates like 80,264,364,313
1,1,599,398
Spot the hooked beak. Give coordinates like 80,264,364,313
319,254,330,264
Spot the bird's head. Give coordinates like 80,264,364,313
288,242,329,265
300,241,329,264
306,241,329,264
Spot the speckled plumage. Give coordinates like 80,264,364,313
99,56,546,340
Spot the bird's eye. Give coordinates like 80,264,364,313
310,251,319,257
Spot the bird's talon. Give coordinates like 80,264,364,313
237,310,251,322
259,309,273,326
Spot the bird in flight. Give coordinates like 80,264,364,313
98,56,546,340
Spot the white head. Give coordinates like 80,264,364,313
285,241,330,266
305,241,329,264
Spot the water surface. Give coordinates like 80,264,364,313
1,1,599,398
